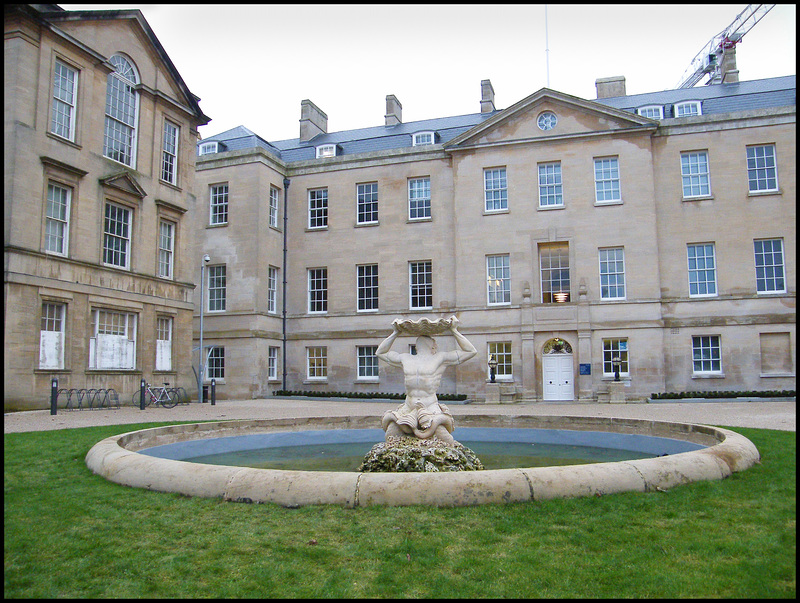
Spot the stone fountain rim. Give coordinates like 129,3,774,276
85,414,760,507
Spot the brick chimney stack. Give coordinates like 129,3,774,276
385,95,402,126
481,79,496,113
595,76,627,99
299,99,327,142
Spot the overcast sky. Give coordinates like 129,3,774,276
60,4,796,142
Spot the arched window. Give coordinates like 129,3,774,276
103,55,139,167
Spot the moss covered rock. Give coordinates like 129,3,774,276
359,436,484,472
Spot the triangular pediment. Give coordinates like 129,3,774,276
445,88,657,150
100,171,147,199
43,10,209,124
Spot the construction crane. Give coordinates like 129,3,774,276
676,4,775,89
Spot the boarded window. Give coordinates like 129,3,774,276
759,333,793,375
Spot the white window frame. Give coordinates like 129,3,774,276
102,202,131,270
540,243,570,303
357,345,380,380
155,315,173,372
357,264,379,312
486,254,511,306
45,182,71,256
269,186,280,228
268,346,279,380
161,120,179,185
409,260,433,310
602,338,629,377
538,162,563,208
675,101,702,117
594,157,621,204
103,55,139,168
356,182,379,225
308,267,328,314
51,58,78,141
306,346,328,380
89,308,137,370
687,243,717,297
487,342,513,381
680,151,711,198
599,247,626,300
408,177,431,220
754,239,786,294
207,265,226,312
209,183,229,225
412,132,434,146
746,144,779,193
157,219,175,280
316,144,336,158
267,266,278,314
39,302,66,370
308,188,328,229
205,346,225,381
637,105,663,119
198,141,218,156
692,335,722,375
484,167,508,212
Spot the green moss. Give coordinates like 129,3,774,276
359,436,484,472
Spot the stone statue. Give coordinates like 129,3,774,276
375,316,477,444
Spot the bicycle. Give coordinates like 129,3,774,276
131,382,178,409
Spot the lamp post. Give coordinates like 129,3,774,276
488,354,498,383
198,254,210,402
612,356,621,382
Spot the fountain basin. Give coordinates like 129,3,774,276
85,414,760,507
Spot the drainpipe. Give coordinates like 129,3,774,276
282,177,290,391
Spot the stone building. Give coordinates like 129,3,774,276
4,5,209,410
195,75,795,403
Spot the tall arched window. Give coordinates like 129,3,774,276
103,55,139,167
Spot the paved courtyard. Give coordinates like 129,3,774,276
4,397,795,434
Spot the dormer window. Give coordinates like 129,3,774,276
412,132,435,146
198,141,218,156
316,144,336,158
675,101,702,117
637,105,664,119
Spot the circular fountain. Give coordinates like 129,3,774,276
85,413,760,507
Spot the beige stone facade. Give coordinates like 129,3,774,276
4,6,209,410
195,84,795,402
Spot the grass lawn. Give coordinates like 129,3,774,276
4,422,796,598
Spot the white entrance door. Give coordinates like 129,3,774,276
542,354,574,401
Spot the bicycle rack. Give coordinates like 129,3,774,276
61,388,120,411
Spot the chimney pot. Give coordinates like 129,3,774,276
595,76,626,99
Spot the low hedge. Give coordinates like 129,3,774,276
650,390,795,400
272,390,468,402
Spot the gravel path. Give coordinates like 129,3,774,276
4,397,795,433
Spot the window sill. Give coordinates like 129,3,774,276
206,223,228,229
483,209,509,216
303,380,328,384
159,180,182,193
355,221,379,228
408,217,432,223
748,189,782,198
594,199,623,207
682,195,714,202
537,204,565,211
305,226,328,232
691,373,725,379
355,378,380,384
760,372,795,378
34,369,71,374
46,132,82,150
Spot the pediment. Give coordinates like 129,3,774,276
100,171,147,198
445,88,657,150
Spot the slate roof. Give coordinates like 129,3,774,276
198,75,795,162
595,75,796,118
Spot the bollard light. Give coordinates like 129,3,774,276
210,377,216,406
50,377,58,415
612,356,621,382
